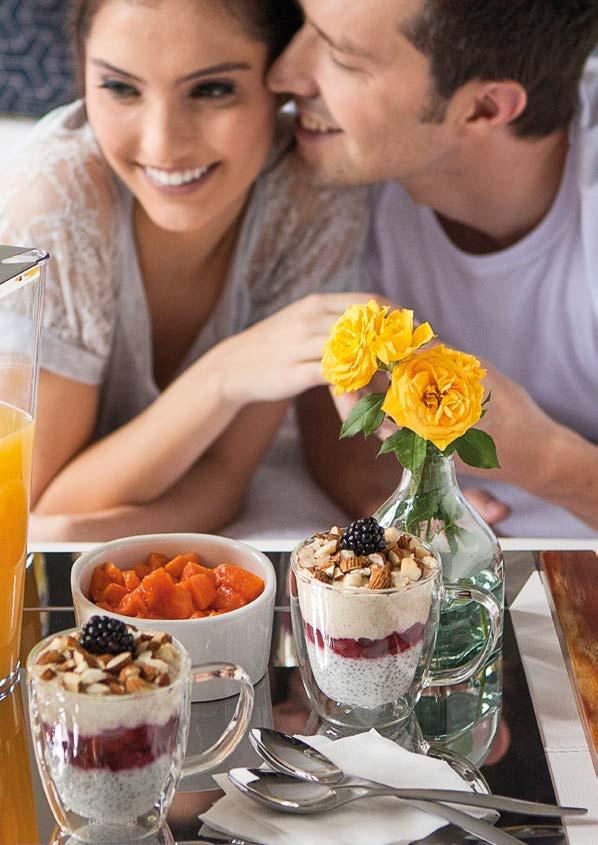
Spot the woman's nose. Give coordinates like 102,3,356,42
139,101,191,165
267,26,320,99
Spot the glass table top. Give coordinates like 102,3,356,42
1,549,566,845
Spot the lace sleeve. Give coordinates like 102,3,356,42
0,122,117,384
246,146,372,319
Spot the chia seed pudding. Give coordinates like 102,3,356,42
293,521,439,709
28,622,185,822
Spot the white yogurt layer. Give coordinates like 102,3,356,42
306,640,424,708
51,754,176,821
296,572,436,642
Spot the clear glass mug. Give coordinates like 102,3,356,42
0,246,46,700
290,536,501,729
27,629,254,843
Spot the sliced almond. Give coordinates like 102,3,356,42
108,681,126,695
314,569,333,584
125,676,153,694
367,553,386,568
339,554,361,573
383,527,401,544
135,655,169,674
140,664,159,682
369,563,392,590
79,668,107,686
37,649,66,666
48,636,69,653
156,673,171,687
74,660,90,675
56,659,76,672
86,683,109,695
421,555,438,570
314,540,338,559
119,664,141,683
105,652,133,673
150,632,172,646
400,556,422,582
40,668,56,681
156,643,176,664
62,672,81,693
342,572,364,588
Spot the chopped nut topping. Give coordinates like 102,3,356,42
369,563,392,590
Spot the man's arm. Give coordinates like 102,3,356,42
296,386,399,518
458,362,598,530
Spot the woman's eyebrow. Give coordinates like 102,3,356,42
90,58,252,83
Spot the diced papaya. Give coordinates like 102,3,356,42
164,552,200,581
103,562,125,587
213,565,264,602
89,566,109,602
184,572,217,611
147,553,169,571
181,561,214,582
214,585,247,613
190,610,208,618
117,585,148,618
162,585,194,619
134,560,152,580
141,567,176,612
102,582,128,607
122,569,141,591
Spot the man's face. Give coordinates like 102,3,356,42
268,0,458,190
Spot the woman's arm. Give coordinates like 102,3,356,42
32,396,288,539
35,293,368,516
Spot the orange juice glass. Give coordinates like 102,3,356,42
0,246,46,700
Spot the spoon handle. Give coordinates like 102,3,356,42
357,789,525,845
339,782,585,817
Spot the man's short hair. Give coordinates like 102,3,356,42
403,1,598,138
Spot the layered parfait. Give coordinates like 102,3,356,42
28,617,186,823
293,518,439,710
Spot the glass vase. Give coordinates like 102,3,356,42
374,443,504,673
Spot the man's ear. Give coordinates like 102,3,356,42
464,80,527,131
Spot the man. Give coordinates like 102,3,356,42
269,0,598,537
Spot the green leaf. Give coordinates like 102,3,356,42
340,393,385,439
378,428,427,472
454,428,500,469
482,390,493,406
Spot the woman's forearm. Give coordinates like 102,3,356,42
35,344,243,514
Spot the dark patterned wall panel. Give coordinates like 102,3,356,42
0,0,74,116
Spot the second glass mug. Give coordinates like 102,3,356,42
290,537,501,729
27,630,254,843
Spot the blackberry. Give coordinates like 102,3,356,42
80,615,135,655
340,517,386,556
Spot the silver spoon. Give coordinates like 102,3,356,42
229,768,525,845
250,728,586,818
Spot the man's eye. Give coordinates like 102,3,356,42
99,80,139,98
191,81,235,99
330,54,358,72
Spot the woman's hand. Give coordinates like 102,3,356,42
217,293,376,405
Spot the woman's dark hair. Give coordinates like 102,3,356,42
403,0,598,138
68,0,303,93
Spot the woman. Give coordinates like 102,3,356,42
0,0,371,540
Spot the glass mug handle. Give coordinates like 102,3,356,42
181,662,254,777
426,586,501,687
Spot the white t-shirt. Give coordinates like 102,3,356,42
365,60,598,538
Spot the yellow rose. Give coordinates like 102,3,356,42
382,345,486,450
322,300,387,394
374,308,435,365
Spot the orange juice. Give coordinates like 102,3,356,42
0,403,34,690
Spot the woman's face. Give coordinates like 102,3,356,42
84,0,277,234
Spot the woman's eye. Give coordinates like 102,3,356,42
99,79,139,98
191,81,235,99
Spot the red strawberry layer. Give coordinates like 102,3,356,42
304,621,425,659
42,716,179,771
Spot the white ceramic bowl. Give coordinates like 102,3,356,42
70,533,276,701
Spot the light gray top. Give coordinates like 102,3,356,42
0,101,369,439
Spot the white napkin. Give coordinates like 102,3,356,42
200,729,489,845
